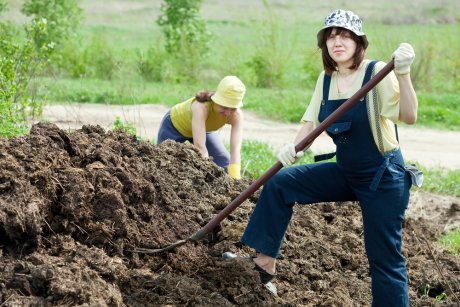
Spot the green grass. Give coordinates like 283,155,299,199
416,93,460,130
440,229,460,254
422,167,460,197
39,77,460,130
240,140,315,179
2,0,457,130
240,140,277,179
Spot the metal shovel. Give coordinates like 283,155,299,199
133,60,395,254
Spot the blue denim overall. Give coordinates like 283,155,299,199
241,61,411,306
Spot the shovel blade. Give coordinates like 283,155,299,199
132,239,188,254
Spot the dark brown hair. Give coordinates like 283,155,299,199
319,27,366,75
195,90,215,103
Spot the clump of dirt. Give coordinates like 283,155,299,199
0,123,459,306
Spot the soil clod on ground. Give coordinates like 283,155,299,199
1,123,459,306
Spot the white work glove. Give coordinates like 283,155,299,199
392,43,415,75
277,143,304,167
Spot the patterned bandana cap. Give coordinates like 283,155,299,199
317,9,368,48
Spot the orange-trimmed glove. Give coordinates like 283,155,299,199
228,163,241,179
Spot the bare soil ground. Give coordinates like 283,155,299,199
0,122,459,306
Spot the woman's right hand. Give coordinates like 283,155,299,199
277,143,304,167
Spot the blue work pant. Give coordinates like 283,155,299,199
241,162,411,306
157,111,230,170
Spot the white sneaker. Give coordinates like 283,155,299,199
264,281,278,296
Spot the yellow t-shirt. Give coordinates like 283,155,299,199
170,97,231,138
301,60,400,153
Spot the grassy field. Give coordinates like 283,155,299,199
3,0,460,129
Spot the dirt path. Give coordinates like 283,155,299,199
41,103,460,170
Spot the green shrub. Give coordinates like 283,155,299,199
136,45,167,82
157,0,212,55
22,0,82,47
247,0,292,88
156,0,213,82
302,52,322,89
21,0,83,77
57,40,87,78
0,0,7,12
0,17,54,137
84,37,118,80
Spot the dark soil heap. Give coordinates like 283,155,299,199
0,123,459,306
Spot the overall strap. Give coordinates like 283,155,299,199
322,73,332,102
366,60,386,154
363,60,378,86
366,60,399,152
315,72,334,162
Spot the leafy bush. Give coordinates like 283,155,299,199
156,0,213,82
0,0,6,12
84,37,118,80
0,0,82,137
21,0,82,48
136,45,167,82
57,40,87,78
157,0,212,55
0,18,54,137
21,0,83,78
247,0,291,88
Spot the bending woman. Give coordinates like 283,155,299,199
157,76,246,179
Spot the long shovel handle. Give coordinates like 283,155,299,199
190,59,395,241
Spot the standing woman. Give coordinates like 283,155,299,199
238,9,418,306
157,76,246,179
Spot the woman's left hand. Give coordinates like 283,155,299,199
228,163,241,179
392,43,415,75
